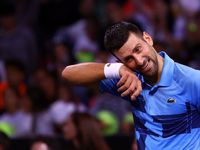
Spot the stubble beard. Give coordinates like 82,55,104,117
142,48,159,84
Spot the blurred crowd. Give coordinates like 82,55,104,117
0,0,199,149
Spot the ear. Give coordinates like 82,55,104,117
143,32,153,46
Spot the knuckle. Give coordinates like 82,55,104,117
119,87,124,92
124,84,129,89
128,88,135,93
118,81,122,85
120,77,126,82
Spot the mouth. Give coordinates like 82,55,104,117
141,60,149,70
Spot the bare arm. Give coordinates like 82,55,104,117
62,62,142,100
118,66,142,100
62,62,106,88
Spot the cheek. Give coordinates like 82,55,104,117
125,62,136,71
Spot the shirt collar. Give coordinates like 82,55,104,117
158,51,174,87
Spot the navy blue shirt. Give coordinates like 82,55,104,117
99,52,200,149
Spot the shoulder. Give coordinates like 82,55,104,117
173,62,200,97
174,63,200,110
174,62,200,81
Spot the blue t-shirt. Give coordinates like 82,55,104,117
99,52,200,150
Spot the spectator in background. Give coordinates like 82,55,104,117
150,0,180,59
129,0,153,34
49,82,87,136
52,42,74,76
14,0,40,32
72,14,100,63
62,112,110,150
104,0,125,25
20,86,55,137
98,0,126,46
54,13,100,63
120,112,134,135
37,0,84,59
54,14,101,106
52,0,99,106
0,131,10,150
89,91,132,135
30,135,61,150
31,67,57,105
48,39,75,79
152,0,174,38
4,59,26,91
172,0,200,43
185,11,200,69
54,0,95,41
131,136,137,150
95,109,119,136
30,141,49,150
53,0,98,61
0,59,26,113
0,2,38,77
0,87,31,138
171,0,200,63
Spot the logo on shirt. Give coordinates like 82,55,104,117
167,98,176,104
107,63,111,67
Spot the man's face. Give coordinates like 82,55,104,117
114,32,159,79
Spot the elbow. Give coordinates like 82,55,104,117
61,65,78,85
61,66,70,82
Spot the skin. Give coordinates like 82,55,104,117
62,116,79,149
30,142,49,150
4,88,19,114
116,32,164,86
62,32,164,100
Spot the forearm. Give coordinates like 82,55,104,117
62,62,106,87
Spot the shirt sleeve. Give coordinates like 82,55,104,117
193,82,200,112
99,79,131,102
190,71,200,112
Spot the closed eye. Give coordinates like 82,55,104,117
124,56,133,63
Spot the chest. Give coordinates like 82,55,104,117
131,83,194,116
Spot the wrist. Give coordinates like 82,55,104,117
104,63,124,79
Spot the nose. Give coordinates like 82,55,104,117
134,55,143,66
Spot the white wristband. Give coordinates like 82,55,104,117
104,63,124,79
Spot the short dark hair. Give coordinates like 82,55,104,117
104,22,143,55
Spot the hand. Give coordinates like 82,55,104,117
117,66,142,101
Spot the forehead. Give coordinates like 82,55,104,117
115,33,143,58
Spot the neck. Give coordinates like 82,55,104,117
145,75,158,87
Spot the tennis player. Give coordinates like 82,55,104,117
62,22,200,149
